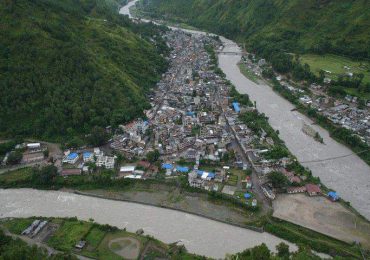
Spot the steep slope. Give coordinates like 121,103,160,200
138,0,370,59
0,0,167,140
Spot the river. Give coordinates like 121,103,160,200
120,0,370,220
218,39,370,220
0,189,296,258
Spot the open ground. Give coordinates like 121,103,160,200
273,193,370,249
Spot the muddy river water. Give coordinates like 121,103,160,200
0,189,295,258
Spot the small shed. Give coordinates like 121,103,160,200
328,191,339,201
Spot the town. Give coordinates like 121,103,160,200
1,29,336,209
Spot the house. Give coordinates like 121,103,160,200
232,102,240,113
162,163,173,176
287,186,306,194
75,241,86,250
61,168,82,177
119,165,136,178
22,152,44,163
83,152,94,163
305,183,321,196
241,176,252,189
62,152,79,164
96,155,115,169
27,143,41,150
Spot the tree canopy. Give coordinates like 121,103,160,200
0,0,168,142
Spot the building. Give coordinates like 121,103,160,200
232,102,240,113
83,152,94,163
328,191,339,202
62,153,79,164
305,183,321,196
119,165,136,178
96,155,115,169
61,168,82,177
287,186,306,194
27,143,41,150
22,152,44,163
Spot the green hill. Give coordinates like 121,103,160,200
0,0,168,141
138,0,370,59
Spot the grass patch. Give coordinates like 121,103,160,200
84,226,106,249
2,218,35,235
238,62,261,84
300,54,370,98
48,219,92,251
0,168,32,184
266,217,361,258
226,175,238,186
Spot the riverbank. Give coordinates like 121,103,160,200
0,188,296,258
71,188,263,232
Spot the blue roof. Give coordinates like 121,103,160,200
67,153,78,160
232,102,240,113
328,191,339,199
197,170,215,179
162,163,173,170
83,152,92,158
176,166,189,173
186,111,195,116
244,193,252,199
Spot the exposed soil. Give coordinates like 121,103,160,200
273,193,370,249
108,237,140,259
80,185,256,228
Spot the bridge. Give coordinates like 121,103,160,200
216,51,244,55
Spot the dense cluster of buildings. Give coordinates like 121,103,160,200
61,148,116,176
241,55,370,145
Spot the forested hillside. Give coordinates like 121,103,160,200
0,0,168,141
138,0,370,59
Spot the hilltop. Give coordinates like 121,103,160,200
138,0,370,59
0,0,168,141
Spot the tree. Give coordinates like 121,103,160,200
276,242,290,259
88,126,109,147
32,165,58,186
268,171,288,188
146,149,160,163
250,243,271,260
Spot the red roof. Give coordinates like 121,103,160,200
137,160,151,169
305,184,321,194
290,176,301,183
61,168,81,176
